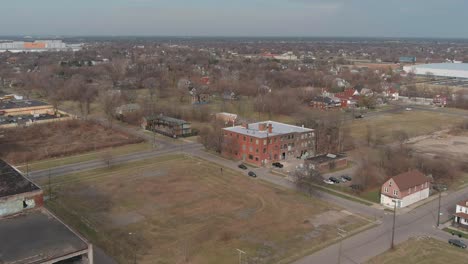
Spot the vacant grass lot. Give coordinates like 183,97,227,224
41,155,369,264
367,237,468,264
349,110,465,144
0,120,144,164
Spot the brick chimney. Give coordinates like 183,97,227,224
259,123,266,131
268,123,273,133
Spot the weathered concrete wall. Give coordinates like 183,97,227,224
0,191,44,217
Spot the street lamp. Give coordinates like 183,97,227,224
236,249,246,264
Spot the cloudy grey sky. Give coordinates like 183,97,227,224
2,0,468,38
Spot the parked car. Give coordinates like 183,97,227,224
238,164,248,170
342,175,352,182
340,176,348,182
248,171,257,178
449,239,467,249
354,114,364,119
405,107,412,111
329,177,340,184
323,179,335,185
272,162,284,168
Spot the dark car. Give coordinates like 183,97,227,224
238,164,248,170
354,114,364,119
342,175,352,182
449,239,467,249
272,162,284,168
329,177,340,184
248,171,257,178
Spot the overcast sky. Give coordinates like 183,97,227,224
2,0,468,38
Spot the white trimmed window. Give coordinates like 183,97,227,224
384,187,388,193
393,190,398,196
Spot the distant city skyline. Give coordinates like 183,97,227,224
2,0,468,38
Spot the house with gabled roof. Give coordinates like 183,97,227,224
454,200,468,228
380,170,431,208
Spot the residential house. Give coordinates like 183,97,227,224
433,95,447,107
215,112,238,126
222,121,315,166
310,96,341,110
115,103,141,119
380,170,431,208
335,88,359,108
383,87,400,101
454,200,468,228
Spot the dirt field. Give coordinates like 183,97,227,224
349,110,465,144
0,120,144,164
408,130,468,161
41,155,370,264
367,237,468,264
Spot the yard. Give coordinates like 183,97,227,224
40,155,370,264
0,120,144,165
348,110,465,144
367,237,468,264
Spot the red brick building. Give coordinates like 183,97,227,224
305,153,348,173
222,121,315,166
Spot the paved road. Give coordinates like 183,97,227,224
30,142,203,179
293,185,468,264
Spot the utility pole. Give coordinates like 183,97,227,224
236,249,246,264
48,168,52,200
437,190,442,227
391,200,397,250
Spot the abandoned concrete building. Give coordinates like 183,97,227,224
0,159,93,264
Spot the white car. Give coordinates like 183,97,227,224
405,107,412,111
323,179,335,185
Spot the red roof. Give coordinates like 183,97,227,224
335,88,356,100
455,212,468,219
387,87,398,94
388,170,429,190
457,200,468,207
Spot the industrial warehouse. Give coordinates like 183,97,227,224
404,63,468,79
0,40,82,52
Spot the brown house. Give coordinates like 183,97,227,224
380,170,431,208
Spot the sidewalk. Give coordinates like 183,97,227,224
391,192,447,215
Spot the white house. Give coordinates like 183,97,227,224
380,170,431,208
454,200,468,227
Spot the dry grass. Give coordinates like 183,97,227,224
349,110,465,144
367,237,468,264
43,155,368,264
0,120,144,164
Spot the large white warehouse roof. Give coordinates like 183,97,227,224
404,63,468,79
